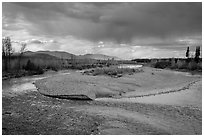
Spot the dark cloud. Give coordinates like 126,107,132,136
3,2,202,45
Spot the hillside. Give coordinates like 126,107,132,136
23,51,60,60
77,54,121,60
36,51,76,59
20,51,121,60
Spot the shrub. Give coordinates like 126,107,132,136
177,62,188,69
23,59,44,75
152,59,202,73
153,61,171,69
188,61,202,71
46,65,58,71
170,63,178,69
84,67,143,77
23,60,36,71
31,66,44,75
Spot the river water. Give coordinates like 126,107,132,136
2,71,71,97
2,76,47,97
118,64,143,69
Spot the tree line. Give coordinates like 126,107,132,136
2,37,27,72
185,46,201,63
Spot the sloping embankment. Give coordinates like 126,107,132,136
35,73,96,100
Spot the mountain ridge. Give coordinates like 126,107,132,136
23,50,121,60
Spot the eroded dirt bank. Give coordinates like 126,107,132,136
2,67,202,135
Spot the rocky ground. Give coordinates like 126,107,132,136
2,67,202,135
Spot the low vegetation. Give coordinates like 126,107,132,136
2,55,117,79
83,66,143,78
2,37,202,79
151,46,202,74
151,59,202,73
2,36,119,79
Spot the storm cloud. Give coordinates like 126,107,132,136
2,2,202,59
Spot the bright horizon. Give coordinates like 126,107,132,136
3,2,202,60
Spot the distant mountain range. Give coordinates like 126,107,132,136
77,53,121,60
36,51,76,59
22,50,121,60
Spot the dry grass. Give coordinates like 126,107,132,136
84,66,143,77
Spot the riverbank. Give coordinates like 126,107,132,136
35,67,201,99
2,66,202,135
2,70,44,80
2,89,201,135
2,91,103,135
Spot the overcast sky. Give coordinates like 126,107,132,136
3,2,202,59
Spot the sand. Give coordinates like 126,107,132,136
35,67,201,100
3,67,202,135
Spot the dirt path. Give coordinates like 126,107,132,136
2,67,202,135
